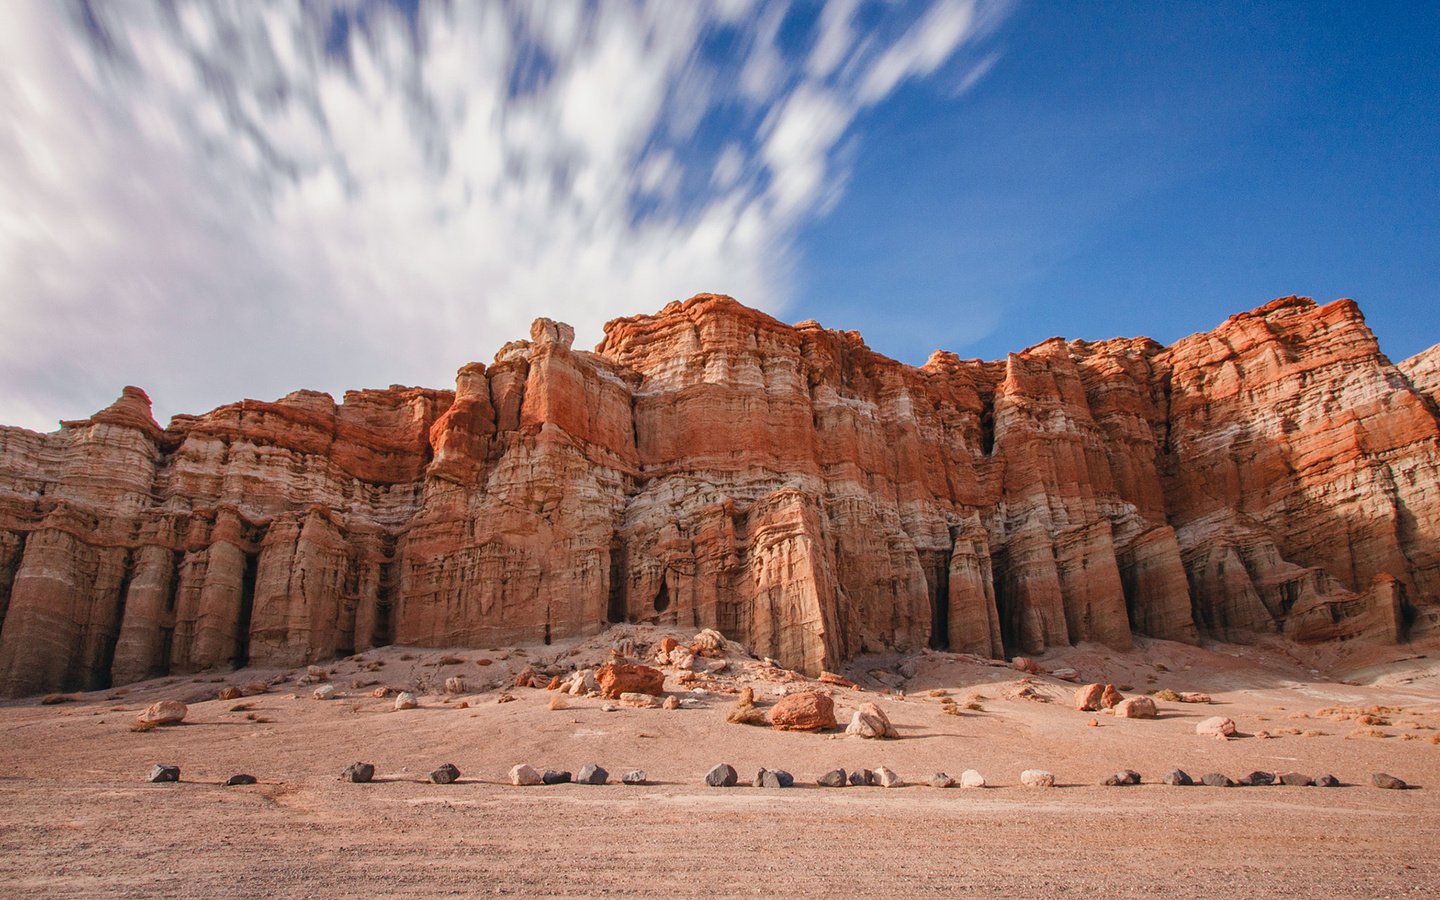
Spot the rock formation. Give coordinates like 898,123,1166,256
1,294,1437,695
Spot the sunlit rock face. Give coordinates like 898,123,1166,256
1,294,1436,695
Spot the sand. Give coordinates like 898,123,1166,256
2,630,1438,897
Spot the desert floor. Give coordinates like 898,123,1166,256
2,628,1438,898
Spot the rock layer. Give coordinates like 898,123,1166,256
1,295,1437,695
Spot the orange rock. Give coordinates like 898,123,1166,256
819,671,856,688
1101,685,1124,709
1114,696,1158,719
1074,683,1105,711
769,691,837,731
596,663,664,699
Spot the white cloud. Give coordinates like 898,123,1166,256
0,0,1008,432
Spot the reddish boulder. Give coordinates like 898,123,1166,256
769,691,837,731
1074,683,1105,711
596,663,664,699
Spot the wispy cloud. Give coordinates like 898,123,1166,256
0,0,1007,431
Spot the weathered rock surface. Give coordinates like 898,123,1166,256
136,700,187,726
769,691,836,731
508,764,542,786
340,762,374,784
146,764,180,783
2,295,1436,695
1113,697,1157,719
1196,716,1237,738
1020,769,1055,788
845,701,899,739
704,763,738,787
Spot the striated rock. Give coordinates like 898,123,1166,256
769,691,836,731
1,295,1437,697
845,701,899,739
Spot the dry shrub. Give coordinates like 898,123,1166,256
963,690,985,711
438,655,466,666
941,705,961,717
1357,714,1391,727
928,689,950,698
1154,688,1181,702
364,661,384,672
41,694,74,705
1402,733,1420,741
1302,729,1326,738
229,702,256,712
129,719,158,733
1430,733,1440,745
399,653,415,661
1346,728,1389,740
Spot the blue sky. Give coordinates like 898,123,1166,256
795,1,1440,363
0,1,1435,431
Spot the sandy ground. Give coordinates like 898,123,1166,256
2,628,1439,898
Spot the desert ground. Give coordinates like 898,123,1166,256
3,628,1438,898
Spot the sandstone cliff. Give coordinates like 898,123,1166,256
1,295,1436,695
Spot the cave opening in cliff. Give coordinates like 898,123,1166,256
232,552,258,668
979,390,996,456
95,551,136,690
927,557,951,651
991,551,1020,658
653,573,671,614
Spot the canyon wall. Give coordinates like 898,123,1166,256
1,294,1437,695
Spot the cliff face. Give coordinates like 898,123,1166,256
1,295,1437,695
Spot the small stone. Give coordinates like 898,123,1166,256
1372,773,1408,790
341,763,375,783
1011,656,1040,675
394,692,418,710
849,768,874,786
601,703,619,712
874,766,903,788
705,763,738,787
1238,771,1275,787
445,676,466,694
312,684,336,701
1279,772,1312,787
509,764,543,786
960,769,986,788
577,763,609,785
1178,692,1212,704
542,770,572,785
137,700,188,725
1196,716,1237,738
622,770,647,785
1020,769,1055,788
1161,769,1194,786
663,695,680,710
1102,769,1142,786
1201,772,1234,787
620,692,662,709
1113,697,1157,719
146,764,180,783
929,772,955,788
429,763,461,784
1314,774,1341,788
224,774,257,786
817,769,848,787
1050,667,1080,682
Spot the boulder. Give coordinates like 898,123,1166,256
1074,684,1105,711
849,769,874,786
1113,697,1157,719
929,772,956,788
874,766,903,788
960,769,986,788
341,762,375,783
1372,773,1408,790
542,770,572,785
217,686,242,701
690,629,727,656
1178,692,1212,704
1100,685,1123,709
1102,770,1142,786
622,770,647,785
430,763,461,784
1011,657,1040,675
596,664,665,699
1201,772,1234,787
146,764,180,783
770,691,837,731
845,701,898,739
663,695,680,710
444,676,465,694
1020,769,1055,788
705,763,738,787
1314,774,1341,788
755,768,792,788
312,684,336,701
394,692,418,710
1161,769,1193,786
137,700,187,726
509,764,543,786
1051,668,1080,682
1279,772,1312,787
1196,716,1236,738
817,769,848,787
224,774,257,786
1238,771,1275,786
577,763,609,785
620,692,663,709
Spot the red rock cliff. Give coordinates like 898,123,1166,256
1,295,1436,695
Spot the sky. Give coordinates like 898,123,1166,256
1,1,1436,432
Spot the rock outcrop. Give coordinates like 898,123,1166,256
1,294,1437,696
